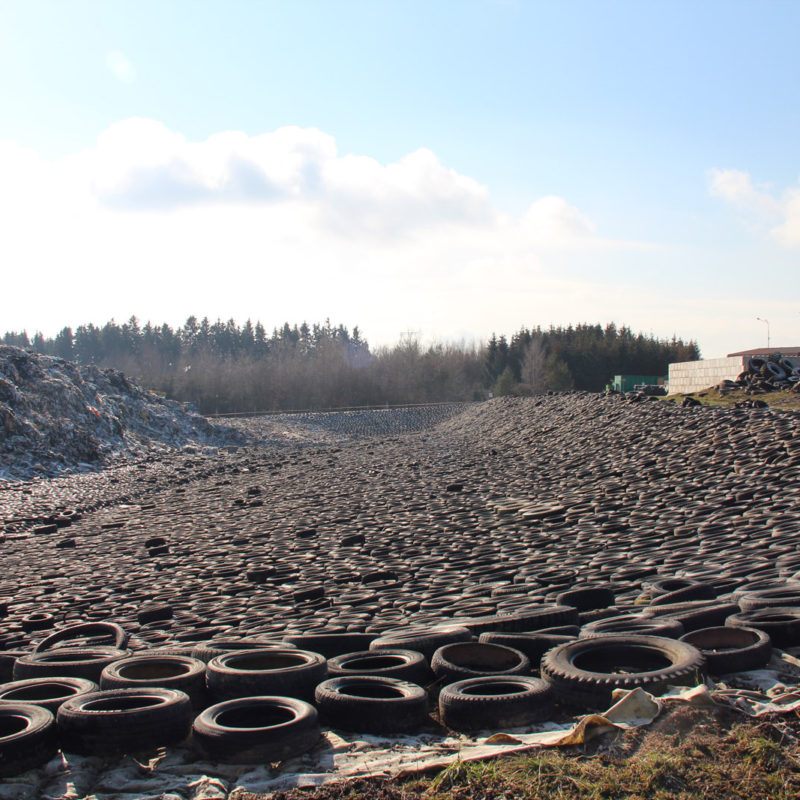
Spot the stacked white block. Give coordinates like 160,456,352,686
667,357,748,395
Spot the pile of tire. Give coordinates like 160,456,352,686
729,355,800,394
3,393,800,778
2,572,800,776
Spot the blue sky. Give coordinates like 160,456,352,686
1,0,798,356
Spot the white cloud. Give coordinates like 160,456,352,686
773,187,800,246
74,120,493,239
106,51,136,84
0,119,648,345
520,195,596,244
708,167,800,246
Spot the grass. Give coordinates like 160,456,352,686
663,387,800,410
265,707,800,800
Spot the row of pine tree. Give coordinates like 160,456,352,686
3,317,699,413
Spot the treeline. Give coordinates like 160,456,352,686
486,323,700,394
2,318,699,412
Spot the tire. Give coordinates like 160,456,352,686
21,613,55,633
370,625,473,663
644,578,698,595
679,626,772,674
642,602,739,633
477,633,575,669
765,361,786,379
580,615,684,639
738,588,800,613
650,583,717,605
33,622,129,653
448,615,520,635
193,696,320,763
0,677,98,715
206,649,327,702
281,632,375,658
431,642,531,685
439,675,554,731
57,688,193,755
14,647,129,682
555,587,615,612
541,635,706,710
0,652,29,683
502,605,580,632
192,639,290,664
327,649,431,685
0,703,58,777
726,608,800,648
100,655,207,708
536,625,581,636
137,604,173,625
315,676,427,734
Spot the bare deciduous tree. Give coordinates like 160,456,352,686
520,338,548,394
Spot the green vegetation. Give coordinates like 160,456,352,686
664,388,800,411
265,712,800,800
3,318,698,413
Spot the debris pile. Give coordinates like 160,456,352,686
721,355,800,395
0,346,243,482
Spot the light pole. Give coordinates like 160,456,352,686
756,317,770,349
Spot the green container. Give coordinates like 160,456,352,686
612,375,666,392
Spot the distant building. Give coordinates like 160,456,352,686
727,347,800,358
668,347,800,394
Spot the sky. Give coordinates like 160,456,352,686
1,1,798,358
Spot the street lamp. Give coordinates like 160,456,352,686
756,317,770,349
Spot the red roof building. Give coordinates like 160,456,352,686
727,347,800,358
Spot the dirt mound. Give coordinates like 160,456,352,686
0,346,243,482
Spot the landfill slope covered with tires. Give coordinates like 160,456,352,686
0,345,245,482
1,388,800,796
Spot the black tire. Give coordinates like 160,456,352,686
738,588,800,613
650,583,717,605
315,676,427,734
192,639,291,664
0,677,98,715
502,605,580,632
0,652,27,684
726,608,800,649
439,676,554,732
580,615,684,639
535,625,581,636
541,635,706,710
431,642,531,685
370,625,473,663
282,632,375,658
679,626,772,674
206,649,327,702
14,647,129,682
136,604,173,625
33,622,129,653
0,703,57,777
21,613,56,633
642,602,740,633
643,578,697,595
555,587,615,612
327,649,431,685
100,655,207,708
478,633,575,669
57,688,193,755
193,696,320,763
